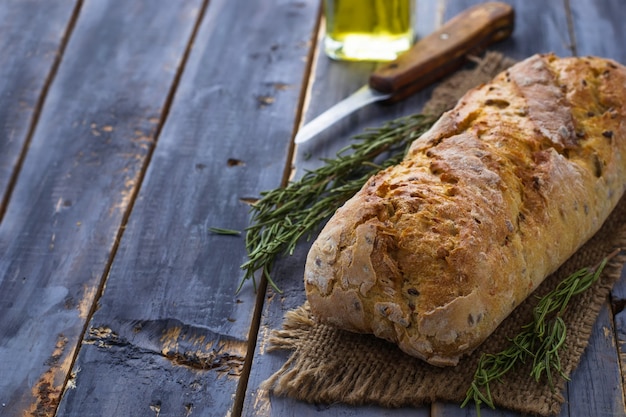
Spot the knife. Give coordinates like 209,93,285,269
294,2,515,144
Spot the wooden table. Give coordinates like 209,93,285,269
1,0,625,416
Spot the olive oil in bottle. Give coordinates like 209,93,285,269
324,0,414,62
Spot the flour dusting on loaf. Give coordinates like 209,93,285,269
304,54,626,366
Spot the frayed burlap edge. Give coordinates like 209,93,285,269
262,52,626,416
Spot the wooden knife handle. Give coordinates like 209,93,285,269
369,2,514,102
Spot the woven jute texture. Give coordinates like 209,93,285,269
263,53,626,416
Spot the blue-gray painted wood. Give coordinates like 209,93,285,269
563,303,625,416
56,0,321,416
0,0,78,213
0,1,203,415
0,0,624,416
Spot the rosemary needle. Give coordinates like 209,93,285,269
462,250,619,416
239,113,437,292
209,227,242,236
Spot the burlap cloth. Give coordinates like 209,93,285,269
262,53,626,416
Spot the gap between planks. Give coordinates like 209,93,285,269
51,0,212,415
563,0,578,57
0,0,84,223
230,3,324,417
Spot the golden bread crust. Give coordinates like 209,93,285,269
304,54,626,366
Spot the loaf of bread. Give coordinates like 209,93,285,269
304,54,626,366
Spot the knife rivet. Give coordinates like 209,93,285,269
440,32,450,40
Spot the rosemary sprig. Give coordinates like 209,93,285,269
239,113,437,292
461,250,620,415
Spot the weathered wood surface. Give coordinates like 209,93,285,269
0,0,79,217
0,0,204,415
0,0,625,416
56,0,320,416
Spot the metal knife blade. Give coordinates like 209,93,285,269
294,1,515,144
294,86,391,144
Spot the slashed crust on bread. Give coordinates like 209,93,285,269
304,54,626,366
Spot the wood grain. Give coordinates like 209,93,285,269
567,0,626,64
0,0,79,217
56,0,320,416
0,1,203,415
564,303,625,416
615,309,626,406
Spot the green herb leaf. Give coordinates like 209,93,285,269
209,227,242,236
462,250,619,415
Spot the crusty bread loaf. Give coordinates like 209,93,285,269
304,54,626,366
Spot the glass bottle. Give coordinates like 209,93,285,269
324,0,415,62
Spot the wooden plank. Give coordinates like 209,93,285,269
0,1,204,416
439,0,574,59
242,1,441,415
567,0,626,64
0,0,78,215
563,303,625,416
56,0,321,416
615,309,626,406
432,402,517,417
